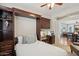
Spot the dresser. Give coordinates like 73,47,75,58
41,35,55,44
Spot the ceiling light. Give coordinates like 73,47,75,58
40,3,63,10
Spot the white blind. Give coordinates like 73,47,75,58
14,16,36,37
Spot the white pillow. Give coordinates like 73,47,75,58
17,36,23,44
22,35,37,44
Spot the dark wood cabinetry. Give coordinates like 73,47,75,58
40,17,50,29
36,17,55,44
36,18,41,40
0,10,14,41
41,35,55,44
0,40,14,56
36,17,50,40
0,8,14,56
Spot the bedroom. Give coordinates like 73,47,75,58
0,3,79,56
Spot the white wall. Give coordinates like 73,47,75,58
14,16,36,37
50,18,60,45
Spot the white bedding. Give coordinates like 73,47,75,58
15,41,68,56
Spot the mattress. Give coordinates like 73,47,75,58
15,41,68,56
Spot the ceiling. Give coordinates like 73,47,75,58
0,3,79,19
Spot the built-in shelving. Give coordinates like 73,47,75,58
0,7,14,56
0,9,13,41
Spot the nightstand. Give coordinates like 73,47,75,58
41,35,55,44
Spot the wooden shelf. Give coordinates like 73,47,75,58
0,18,12,20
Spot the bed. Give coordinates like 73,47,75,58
15,39,68,56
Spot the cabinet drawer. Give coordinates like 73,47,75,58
0,45,13,51
0,50,13,56
0,31,3,42
0,40,14,46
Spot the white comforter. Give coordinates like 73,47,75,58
15,41,68,56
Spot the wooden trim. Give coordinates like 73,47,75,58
0,5,12,12
57,11,79,20
12,7,41,18
41,17,50,20
36,17,41,40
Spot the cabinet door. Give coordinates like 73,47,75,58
40,18,50,29
3,19,13,40
0,31,3,42
0,20,3,42
0,20,3,30
3,30,13,40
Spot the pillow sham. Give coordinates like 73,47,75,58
17,36,23,44
22,35,37,44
